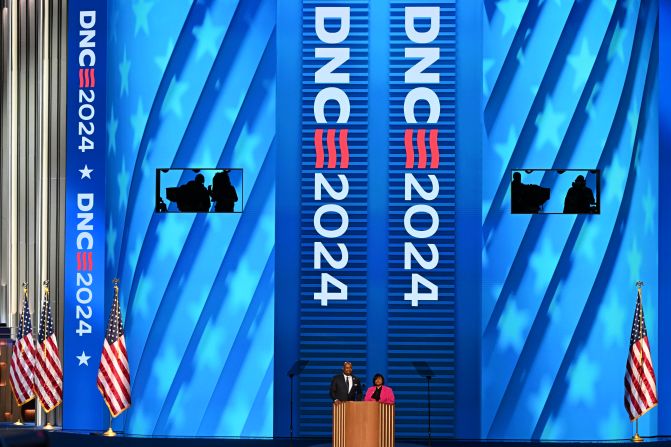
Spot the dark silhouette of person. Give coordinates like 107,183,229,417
511,171,551,213
175,173,210,212
511,172,526,213
563,175,595,213
156,197,167,213
209,170,238,212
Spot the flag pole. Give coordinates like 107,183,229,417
13,282,28,426
103,410,116,437
633,419,643,443
13,405,23,426
632,281,645,443
41,280,55,431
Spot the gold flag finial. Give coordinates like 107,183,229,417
43,279,50,295
636,281,644,289
21,281,28,294
113,278,120,295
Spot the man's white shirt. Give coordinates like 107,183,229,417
344,374,352,392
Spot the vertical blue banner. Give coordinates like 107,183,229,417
299,0,369,436
63,0,107,430
388,1,457,437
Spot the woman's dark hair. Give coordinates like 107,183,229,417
373,373,385,385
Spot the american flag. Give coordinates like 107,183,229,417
9,293,36,405
624,286,658,420
97,284,131,417
34,287,63,412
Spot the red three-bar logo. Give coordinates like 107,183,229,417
78,68,96,88
76,251,93,271
404,128,440,169
314,129,349,169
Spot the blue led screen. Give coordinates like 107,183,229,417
482,0,659,439
157,169,244,213
104,0,276,436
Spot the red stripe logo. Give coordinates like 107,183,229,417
404,128,440,169
76,252,93,271
314,128,349,169
78,68,96,88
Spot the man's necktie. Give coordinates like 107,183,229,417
346,376,350,392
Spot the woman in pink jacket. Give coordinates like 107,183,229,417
364,373,395,404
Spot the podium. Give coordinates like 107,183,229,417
332,401,395,447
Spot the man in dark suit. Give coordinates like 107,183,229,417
330,361,362,403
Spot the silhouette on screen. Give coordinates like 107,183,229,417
510,169,600,215
563,175,596,214
156,168,242,213
511,171,551,214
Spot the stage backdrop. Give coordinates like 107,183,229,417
61,0,666,440
104,0,276,436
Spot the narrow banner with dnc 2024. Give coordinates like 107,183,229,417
64,0,107,430
299,1,370,433
388,2,457,435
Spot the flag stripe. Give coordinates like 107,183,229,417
41,342,63,381
101,345,131,403
36,346,61,389
35,355,61,401
9,359,32,403
34,373,57,408
624,378,643,418
43,351,64,384
98,355,126,410
628,355,651,409
629,349,654,406
14,341,35,386
116,338,130,372
97,373,123,414
626,365,646,410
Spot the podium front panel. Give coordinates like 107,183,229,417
333,401,394,447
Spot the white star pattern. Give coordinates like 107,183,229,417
79,165,94,179
77,351,91,366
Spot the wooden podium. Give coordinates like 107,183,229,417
332,401,395,447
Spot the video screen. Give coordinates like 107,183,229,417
156,168,244,213
510,169,600,215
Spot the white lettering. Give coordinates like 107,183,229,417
77,193,94,211
405,7,440,44
314,87,350,124
404,87,440,124
405,47,440,84
315,47,350,84
316,7,350,44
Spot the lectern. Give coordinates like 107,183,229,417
332,401,395,447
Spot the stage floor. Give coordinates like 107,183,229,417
44,433,671,447
40,433,671,447
2,427,671,447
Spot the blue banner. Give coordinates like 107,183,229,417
388,1,457,436
63,0,107,430
299,0,369,436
